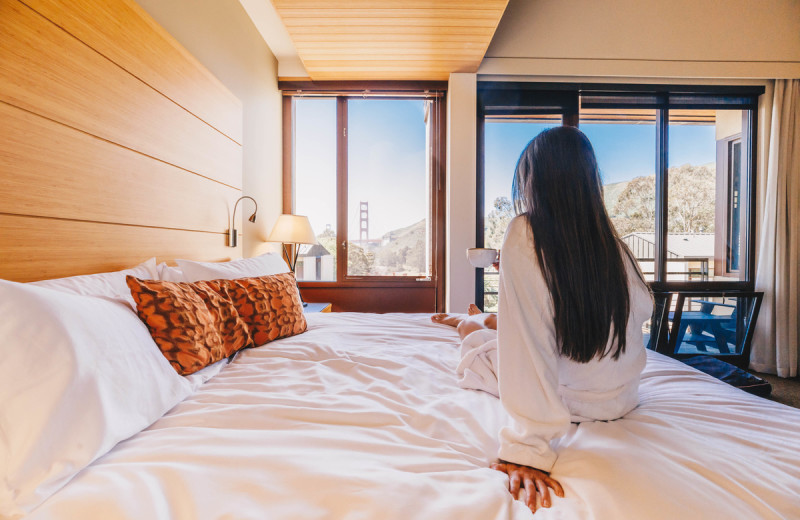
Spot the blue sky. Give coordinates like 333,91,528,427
295,98,428,239
347,99,428,238
485,121,717,213
294,98,337,236
295,99,719,238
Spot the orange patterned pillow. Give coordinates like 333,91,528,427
125,276,254,375
207,272,307,346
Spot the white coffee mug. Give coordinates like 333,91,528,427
466,248,499,268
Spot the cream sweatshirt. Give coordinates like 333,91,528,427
496,216,654,472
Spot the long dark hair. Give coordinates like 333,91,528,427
511,126,644,363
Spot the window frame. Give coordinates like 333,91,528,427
717,134,744,276
280,81,447,306
475,82,764,307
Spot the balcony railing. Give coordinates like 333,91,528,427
481,256,712,312
633,257,711,282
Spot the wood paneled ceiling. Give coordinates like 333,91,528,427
270,0,509,81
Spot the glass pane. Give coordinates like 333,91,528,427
727,140,743,272
580,107,657,283
294,98,337,281
483,118,559,311
668,110,744,282
669,294,757,356
346,99,431,277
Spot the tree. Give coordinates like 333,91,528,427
480,196,513,312
347,243,374,275
317,227,337,257
485,196,515,249
371,220,427,274
406,239,426,273
611,164,716,236
667,164,716,233
612,176,656,235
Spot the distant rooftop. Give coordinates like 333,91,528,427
623,232,715,258
299,244,331,257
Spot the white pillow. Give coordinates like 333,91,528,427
176,252,289,282
29,258,158,310
0,280,192,517
156,262,185,282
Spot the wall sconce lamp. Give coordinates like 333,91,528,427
267,214,317,306
227,196,258,248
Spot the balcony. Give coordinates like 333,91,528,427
482,257,711,313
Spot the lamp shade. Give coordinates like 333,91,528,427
267,214,318,245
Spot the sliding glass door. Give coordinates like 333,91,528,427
476,84,762,312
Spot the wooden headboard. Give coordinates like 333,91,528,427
0,0,243,282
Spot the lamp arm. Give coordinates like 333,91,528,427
229,196,258,248
241,196,258,216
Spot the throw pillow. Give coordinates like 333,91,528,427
209,272,307,346
126,277,254,375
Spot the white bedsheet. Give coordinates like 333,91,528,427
29,313,800,519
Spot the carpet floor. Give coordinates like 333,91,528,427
753,371,800,409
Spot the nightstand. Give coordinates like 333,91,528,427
304,302,332,313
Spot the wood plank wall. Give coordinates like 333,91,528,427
0,0,243,282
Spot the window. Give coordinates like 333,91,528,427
482,116,560,310
294,98,337,281
476,84,763,311
579,105,657,282
346,99,432,278
282,83,446,312
477,89,577,310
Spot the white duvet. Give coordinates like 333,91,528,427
30,313,800,519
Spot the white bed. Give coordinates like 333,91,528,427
26,312,800,520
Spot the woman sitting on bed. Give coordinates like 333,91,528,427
434,126,653,513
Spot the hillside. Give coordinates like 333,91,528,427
370,219,427,274
378,219,426,249
603,180,629,215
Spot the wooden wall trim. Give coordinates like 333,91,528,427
0,215,233,282
0,0,242,189
0,0,244,282
21,0,243,145
0,102,239,233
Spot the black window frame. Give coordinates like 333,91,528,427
720,135,744,275
476,82,764,308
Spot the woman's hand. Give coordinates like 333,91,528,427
492,250,500,271
491,460,564,513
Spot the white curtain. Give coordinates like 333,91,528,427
751,79,800,378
